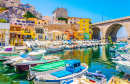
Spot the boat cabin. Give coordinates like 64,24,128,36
65,60,85,73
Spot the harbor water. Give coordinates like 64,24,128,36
0,44,127,84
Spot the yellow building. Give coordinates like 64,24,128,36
51,31,63,41
77,18,93,39
74,31,84,40
33,26,46,41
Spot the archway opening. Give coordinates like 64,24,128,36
105,24,128,43
92,27,101,40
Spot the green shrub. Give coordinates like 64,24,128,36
0,19,7,23
58,17,67,23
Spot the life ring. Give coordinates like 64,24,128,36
28,75,35,81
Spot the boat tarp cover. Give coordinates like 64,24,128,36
31,60,67,72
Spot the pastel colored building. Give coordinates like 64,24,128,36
42,16,53,21
10,24,26,46
10,24,35,46
42,16,66,24
67,17,81,24
46,32,53,41
63,30,74,40
21,26,35,40
33,26,47,41
11,18,27,26
10,24,22,39
77,18,93,39
74,31,85,40
51,31,63,41
52,7,68,20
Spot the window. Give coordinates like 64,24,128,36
70,32,73,34
83,28,85,30
38,22,40,24
83,25,85,26
89,20,92,24
89,29,91,33
22,21,25,23
89,25,91,28
74,22,76,24
17,20,20,22
11,34,15,38
70,21,72,24
83,20,85,22
74,18,76,20
78,63,80,67
74,63,77,68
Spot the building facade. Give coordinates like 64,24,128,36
0,0,20,8
52,7,68,20
67,17,80,24
74,31,85,40
0,23,10,46
77,18,93,39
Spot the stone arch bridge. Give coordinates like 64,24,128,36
92,16,130,43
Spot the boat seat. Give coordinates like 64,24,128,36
51,70,72,78
51,70,66,75
55,70,72,78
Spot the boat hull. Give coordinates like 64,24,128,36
15,60,59,71
34,80,59,84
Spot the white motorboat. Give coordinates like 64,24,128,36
0,46,25,61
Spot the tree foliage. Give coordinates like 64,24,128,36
0,7,8,13
23,11,36,20
0,19,7,23
58,17,67,23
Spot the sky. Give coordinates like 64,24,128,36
21,0,129,38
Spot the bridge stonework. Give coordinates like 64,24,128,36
92,16,130,43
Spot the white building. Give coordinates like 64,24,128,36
11,18,27,26
52,7,68,20
0,23,10,46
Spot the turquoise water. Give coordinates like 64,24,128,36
0,44,127,84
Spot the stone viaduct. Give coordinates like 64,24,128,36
92,16,130,43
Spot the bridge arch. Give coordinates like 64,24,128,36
105,23,127,43
92,27,101,40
